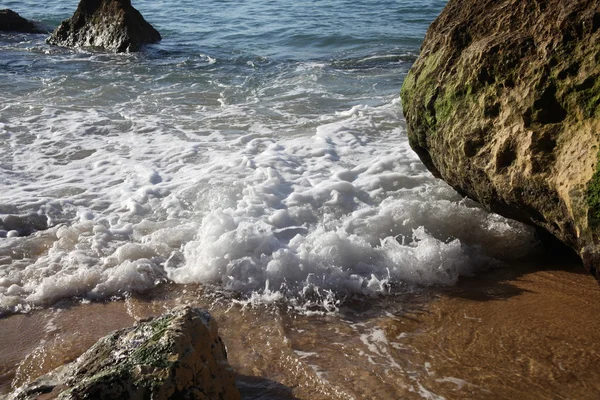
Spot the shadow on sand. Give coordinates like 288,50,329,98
236,375,300,400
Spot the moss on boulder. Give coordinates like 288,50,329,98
401,0,600,276
8,306,241,400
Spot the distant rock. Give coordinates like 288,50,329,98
0,9,44,33
47,0,161,52
401,0,600,276
9,306,241,400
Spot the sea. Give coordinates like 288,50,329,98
3,1,594,399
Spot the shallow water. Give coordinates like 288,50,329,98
2,259,599,399
0,0,539,314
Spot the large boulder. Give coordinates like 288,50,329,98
47,0,161,52
9,306,241,400
401,0,600,276
0,9,44,33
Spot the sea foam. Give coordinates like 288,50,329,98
0,27,537,313
0,93,536,313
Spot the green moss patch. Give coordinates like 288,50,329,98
130,315,175,369
576,75,600,119
586,151,600,230
401,50,445,133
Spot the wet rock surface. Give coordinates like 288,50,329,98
0,9,44,33
0,214,48,238
401,0,600,276
47,0,161,52
8,306,241,400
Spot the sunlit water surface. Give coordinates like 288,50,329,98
0,0,537,315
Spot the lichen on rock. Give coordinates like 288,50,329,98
47,0,161,52
401,0,600,277
8,306,241,400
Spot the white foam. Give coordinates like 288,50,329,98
0,53,537,313
435,377,473,390
166,107,535,305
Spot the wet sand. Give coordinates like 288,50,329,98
394,261,600,399
1,259,599,399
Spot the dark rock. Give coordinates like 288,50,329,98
8,306,241,400
0,9,44,33
0,214,49,237
401,0,600,277
47,0,161,52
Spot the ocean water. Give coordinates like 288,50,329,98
0,0,538,315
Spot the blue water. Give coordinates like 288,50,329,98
4,0,434,99
1,0,444,107
0,0,537,314
5,0,441,56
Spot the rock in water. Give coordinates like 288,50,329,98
401,0,600,276
9,306,241,400
0,9,44,33
47,0,161,52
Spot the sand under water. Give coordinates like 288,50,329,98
1,256,598,400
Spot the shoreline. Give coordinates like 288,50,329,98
1,258,599,399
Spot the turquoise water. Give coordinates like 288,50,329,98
0,0,538,314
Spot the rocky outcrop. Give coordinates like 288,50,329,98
0,9,44,33
9,306,241,400
47,0,161,52
401,0,600,276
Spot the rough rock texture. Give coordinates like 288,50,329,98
9,306,241,400
47,0,161,52
0,9,44,33
401,0,600,276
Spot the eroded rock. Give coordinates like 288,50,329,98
0,9,44,33
9,306,241,400
401,0,600,276
47,0,161,52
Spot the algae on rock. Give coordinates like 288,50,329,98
401,0,600,276
8,306,241,400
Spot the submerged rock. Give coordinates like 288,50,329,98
47,0,161,52
401,0,600,276
0,9,44,33
0,214,48,238
9,306,241,400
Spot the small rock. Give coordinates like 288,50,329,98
0,9,44,33
8,306,241,400
47,0,161,52
0,214,48,237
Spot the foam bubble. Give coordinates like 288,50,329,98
162,102,536,309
